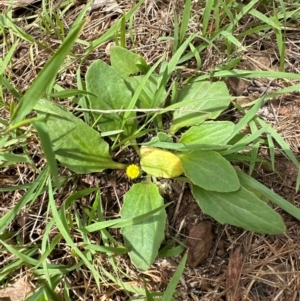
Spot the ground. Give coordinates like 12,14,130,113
1,0,300,300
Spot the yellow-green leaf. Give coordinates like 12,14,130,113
140,146,183,178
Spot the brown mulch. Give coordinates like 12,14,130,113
1,0,300,300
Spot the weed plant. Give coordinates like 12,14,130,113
1,0,300,299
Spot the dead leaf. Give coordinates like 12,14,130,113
249,53,274,70
187,221,213,268
0,277,31,301
225,77,249,96
226,247,243,301
86,0,123,13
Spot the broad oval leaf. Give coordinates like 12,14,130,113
35,99,126,174
170,81,231,134
85,59,136,137
179,150,240,192
140,146,184,178
110,46,147,78
180,121,235,145
192,184,286,234
120,182,167,271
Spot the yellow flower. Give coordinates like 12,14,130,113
126,164,140,180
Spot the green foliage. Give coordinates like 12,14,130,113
192,185,285,234
169,81,231,134
0,167,49,234
162,252,187,301
10,20,85,125
35,99,126,173
179,121,235,145
110,46,148,77
3,42,300,275
86,59,137,137
179,150,240,192
125,75,166,109
81,45,300,270
120,182,166,271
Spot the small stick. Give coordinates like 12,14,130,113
171,182,186,229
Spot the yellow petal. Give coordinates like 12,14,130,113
126,164,140,179
140,146,184,178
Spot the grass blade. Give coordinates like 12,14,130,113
248,120,260,175
162,252,187,301
180,0,191,44
237,170,300,220
48,180,103,288
173,11,179,53
0,166,49,233
11,20,84,124
202,0,214,36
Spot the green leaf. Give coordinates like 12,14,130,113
149,132,173,144
120,182,167,271
0,136,8,148
35,99,126,174
170,81,231,134
125,75,166,109
85,59,136,137
32,120,59,185
0,152,31,164
180,121,235,145
0,75,22,100
192,185,286,234
123,58,164,119
110,46,147,78
179,150,240,192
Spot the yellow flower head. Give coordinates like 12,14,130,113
126,164,140,180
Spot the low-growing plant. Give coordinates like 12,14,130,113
2,0,300,298
9,42,300,271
